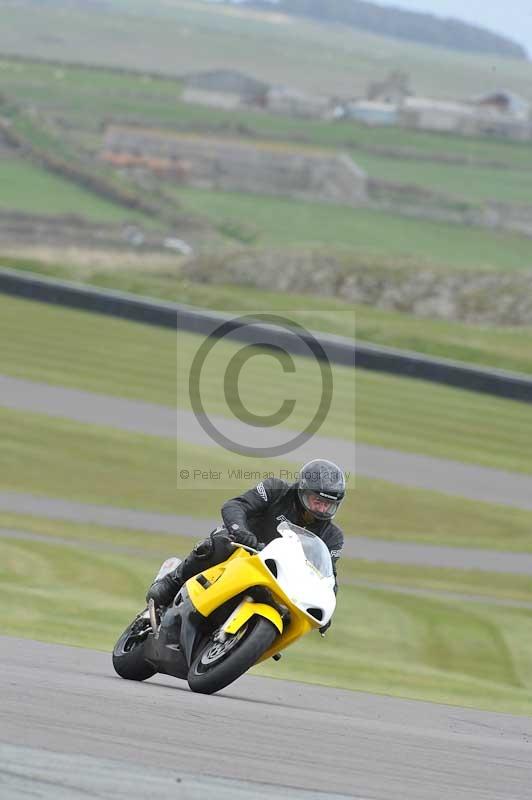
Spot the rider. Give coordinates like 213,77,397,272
146,458,346,628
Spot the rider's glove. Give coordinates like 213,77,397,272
207,530,236,562
194,529,235,560
235,528,259,550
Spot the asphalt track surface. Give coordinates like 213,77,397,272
2,375,532,510
3,489,532,574
2,637,532,800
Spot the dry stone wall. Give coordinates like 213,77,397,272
182,248,532,326
102,126,367,206
0,128,14,156
103,125,532,238
368,179,532,239
0,211,210,252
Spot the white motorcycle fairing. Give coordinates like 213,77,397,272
256,522,336,628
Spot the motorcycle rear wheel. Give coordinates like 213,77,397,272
112,614,156,681
188,616,277,695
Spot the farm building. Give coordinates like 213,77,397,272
341,101,398,126
266,86,332,119
472,90,530,120
399,96,532,140
399,97,477,134
182,69,270,109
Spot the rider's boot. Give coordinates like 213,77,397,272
145,529,234,607
146,562,185,607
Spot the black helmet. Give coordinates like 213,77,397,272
297,459,346,521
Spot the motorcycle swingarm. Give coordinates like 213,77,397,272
144,588,204,679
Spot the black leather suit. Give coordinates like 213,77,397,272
177,477,344,586
222,477,344,569
147,477,345,611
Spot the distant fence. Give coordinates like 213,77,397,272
1,266,531,404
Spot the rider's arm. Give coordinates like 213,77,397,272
324,523,344,594
221,477,285,541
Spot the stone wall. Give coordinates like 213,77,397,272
181,89,243,110
0,210,211,252
0,128,14,156
101,125,531,238
101,126,367,206
368,179,532,239
182,248,532,326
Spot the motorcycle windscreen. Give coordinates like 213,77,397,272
295,531,334,578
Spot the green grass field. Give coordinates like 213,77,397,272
6,135,532,274
2,295,531,475
2,524,532,714
177,328,532,475
6,258,532,376
0,58,185,124
353,151,532,207
176,187,532,272
3,407,532,554
0,159,148,222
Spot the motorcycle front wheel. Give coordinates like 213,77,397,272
112,613,156,681
188,616,277,695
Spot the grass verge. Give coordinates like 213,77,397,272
2,528,532,715
2,295,532,475
3,260,532,376
2,410,532,553
2,514,532,601
256,583,532,716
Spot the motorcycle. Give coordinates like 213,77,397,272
112,521,336,694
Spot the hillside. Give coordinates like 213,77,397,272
2,0,532,101
248,0,527,60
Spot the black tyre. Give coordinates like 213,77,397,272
112,614,156,681
188,616,278,695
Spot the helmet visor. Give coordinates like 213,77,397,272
300,490,340,520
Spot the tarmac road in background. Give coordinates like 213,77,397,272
2,492,532,574
1,375,531,510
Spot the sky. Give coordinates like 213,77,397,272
375,1,532,56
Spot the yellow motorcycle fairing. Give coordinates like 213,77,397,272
185,547,317,663
223,600,283,636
